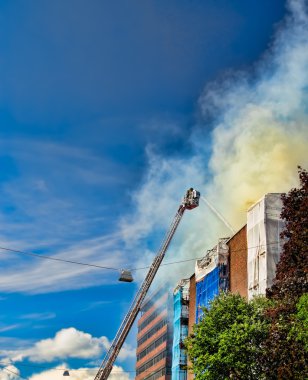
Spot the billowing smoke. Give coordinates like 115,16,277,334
202,0,308,226
121,0,308,287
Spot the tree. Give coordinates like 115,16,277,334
185,293,271,380
289,293,308,351
186,168,307,379
268,166,308,301
262,167,308,379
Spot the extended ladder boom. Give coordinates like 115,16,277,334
94,189,200,380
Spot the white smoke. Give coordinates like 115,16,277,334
121,0,308,287
201,0,308,225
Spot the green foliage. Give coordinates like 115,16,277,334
289,293,308,350
260,305,307,380
268,167,308,303
185,293,271,380
186,168,308,380
262,167,308,379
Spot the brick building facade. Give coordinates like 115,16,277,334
228,225,248,298
135,288,173,380
135,193,283,380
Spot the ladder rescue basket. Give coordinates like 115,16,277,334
184,188,200,210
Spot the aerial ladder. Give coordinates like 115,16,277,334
94,188,200,380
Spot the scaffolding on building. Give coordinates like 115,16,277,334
247,193,284,299
195,238,229,321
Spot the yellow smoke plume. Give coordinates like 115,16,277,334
208,105,308,228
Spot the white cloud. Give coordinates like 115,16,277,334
81,300,113,312
4,327,134,363
20,312,56,321
28,366,94,380
0,325,21,333
0,337,31,351
25,327,106,362
0,365,20,380
27,365,129,380
0,140,132,294
109,365,131,380
0,233,126,294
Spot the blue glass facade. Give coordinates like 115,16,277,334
172,287,189,380
196,263,229,321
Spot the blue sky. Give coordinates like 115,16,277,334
2,0,308,379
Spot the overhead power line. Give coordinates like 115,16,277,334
0,361,171,374
0,365,28,380
0,246,119,271
131,241,282,270
0,241,283,272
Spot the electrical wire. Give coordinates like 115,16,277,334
131,241,283,270
0,241,283,272
0,360,172,374
0,235,284,378
0,365,28,379
0,246,119,271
